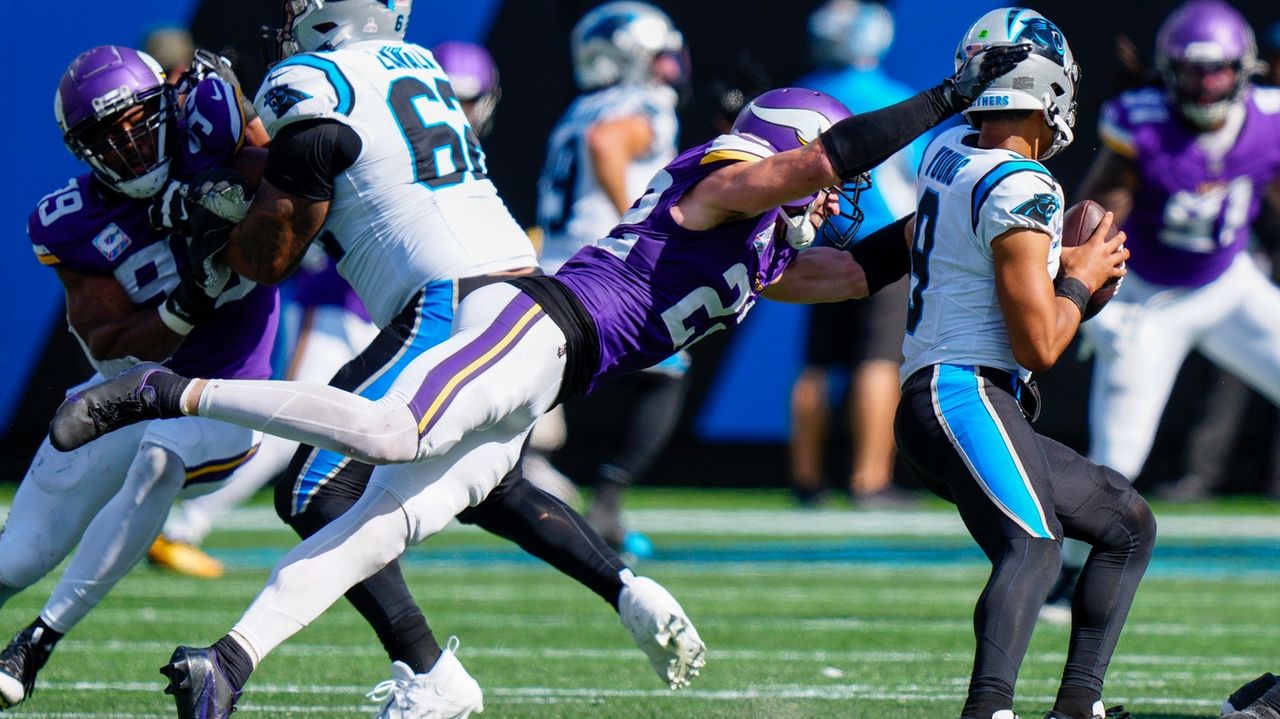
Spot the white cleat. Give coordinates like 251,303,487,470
618,575,707,690
367,637,484,719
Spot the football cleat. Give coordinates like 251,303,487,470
1223,707,1280,719
1225,674,1280,714
1044,701,1132,719
0,625,54,709
49,363,182,451
148,536,225,580
160,645,241,719
367,637,484,719
618,575,707,690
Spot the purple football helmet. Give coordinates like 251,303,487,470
731,88,870,246
432,41,501,137
1156,0,1264,128
55,46,176,198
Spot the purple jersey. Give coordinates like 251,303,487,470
1099,86,1280,287
290,257,372,322
28,75,278,379
554,134,797,392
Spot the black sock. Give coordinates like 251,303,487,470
211,635,254,693
1053,684,1099,719
383,611,443,674
961,690,1010,719
145,370,193,417
28,618,63,654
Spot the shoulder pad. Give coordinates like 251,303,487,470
27,177,126,273
255,54,356,137
1097,91,1167,159
183,75,245,159
701,133,775,165
970,159,1057,232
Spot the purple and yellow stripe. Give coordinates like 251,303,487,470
183,443,260,487
410,293,545,438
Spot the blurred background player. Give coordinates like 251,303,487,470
1044,0,1280,620
0,45,276,708
788,0,919,507
149,39,500,579
535,1,692,553
892,9,1151,719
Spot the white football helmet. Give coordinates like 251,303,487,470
955,7,1081,160
263,0,412,64
571,1,685,91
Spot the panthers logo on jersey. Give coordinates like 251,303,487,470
1011,193,1061,225
263,86,313,118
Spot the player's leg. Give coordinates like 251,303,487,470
790,302,846,505
896,365,1064,719
848,277,908,501
1197,256,1280,406
584,361,689,549
1040,436,1156,719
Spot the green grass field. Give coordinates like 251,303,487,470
2,488,1278,718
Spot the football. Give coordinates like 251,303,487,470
1060,199,1123,320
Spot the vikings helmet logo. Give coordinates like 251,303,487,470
1012,193,1061,225
264,85,312,117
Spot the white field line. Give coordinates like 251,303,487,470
3,505,1279,539
47,639,1279,667
17,681,1223,710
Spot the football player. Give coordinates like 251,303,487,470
431,41,501,138
891,9,1150,719
0,45,277,708
50,26,1031,719
1045,0,1280,619
535,1,691,552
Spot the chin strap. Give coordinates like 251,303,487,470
1038,92,1075,161
780,201,819,250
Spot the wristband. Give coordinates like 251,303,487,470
157,300,196,336
1054,276,1090,319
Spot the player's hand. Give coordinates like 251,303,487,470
180,168,251,294
945,43,1033,111
1059,211,1128,293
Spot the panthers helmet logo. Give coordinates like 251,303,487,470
1009,13,1067,64
1012,193,1061,225
263,85,312,117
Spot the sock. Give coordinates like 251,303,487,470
962,691,1010,719
146,371,192,416
27,617,63,653
211,634,255,692
1053,684,1100,719
385,612,443,674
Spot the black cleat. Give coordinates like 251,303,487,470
50,363,181,451
160,646,240,719
1225,674,1280,714
0,626,54,709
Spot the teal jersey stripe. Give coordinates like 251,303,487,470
277,53,356,115
970,159,1052,230
933,364,1054,540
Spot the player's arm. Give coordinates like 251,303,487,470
588,115,654,216
1076,148,1139,226
676,45,1031,229
222,119,358,284
764,213,914,303
993,215,1127,372
57,267,187,362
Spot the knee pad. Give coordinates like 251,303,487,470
1004,537,1063,589
456,459,530,526
127,443,186,496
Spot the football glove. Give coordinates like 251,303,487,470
151,168,251,296
944,43,1033,111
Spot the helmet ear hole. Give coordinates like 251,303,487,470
1051,82,1066,97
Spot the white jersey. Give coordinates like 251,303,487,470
255,41,536,328
900,126,1065,382
535,83,678,271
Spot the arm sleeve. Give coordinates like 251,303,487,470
263,119,363,201
848,215,912,294
818,84,954,181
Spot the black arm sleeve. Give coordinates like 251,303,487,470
848,214,913,294
819,84,953,182
263,119,363,201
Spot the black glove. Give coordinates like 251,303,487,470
157,275,220,336
172,168,251,294
944,43,1034,112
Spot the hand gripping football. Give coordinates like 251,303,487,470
1060,199,1123,320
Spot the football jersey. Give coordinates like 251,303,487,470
900,125,1065,382
1099,86,1280,287
554,133,797,392
254,41,537,328
536,84,679,271
28,75,278,381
